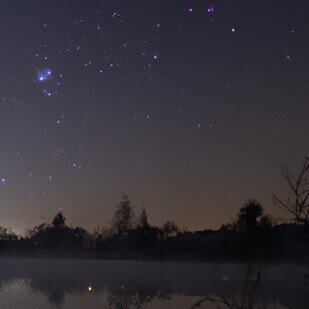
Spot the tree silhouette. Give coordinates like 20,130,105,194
233,199,273,258
136,207,149,229
237,199,263,230
113,195,134,235
2,194,307,262
191,261,263,309
0,227,17,241
272,156,309,224
52,212,66,228
163,221,178,238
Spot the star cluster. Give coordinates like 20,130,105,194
0,0,308,232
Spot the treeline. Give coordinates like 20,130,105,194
0,195,308,262
0,156,309,262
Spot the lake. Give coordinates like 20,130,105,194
0,259,308,308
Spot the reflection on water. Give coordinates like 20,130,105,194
0,259,308,308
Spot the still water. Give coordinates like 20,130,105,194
0,259,308,308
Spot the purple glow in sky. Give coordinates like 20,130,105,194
37,68,52,82
207,6,214,14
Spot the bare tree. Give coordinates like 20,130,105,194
272,156,309,224
191,262,263,309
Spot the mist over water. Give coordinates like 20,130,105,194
0,259,308,308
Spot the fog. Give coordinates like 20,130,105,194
0,259,308,308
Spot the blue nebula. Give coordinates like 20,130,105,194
37,68,52,82
207,6,214,14
35,68,62,97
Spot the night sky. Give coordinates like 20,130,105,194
1,0,309,234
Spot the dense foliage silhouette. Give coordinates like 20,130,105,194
0,195,308,262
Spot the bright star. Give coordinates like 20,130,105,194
43,89,52,96
37,68,53,82
207,7,214,14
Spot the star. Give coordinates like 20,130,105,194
207,7,214,14
37,68,52,82
42,89,52,96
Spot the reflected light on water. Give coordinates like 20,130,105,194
0,260,306,308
